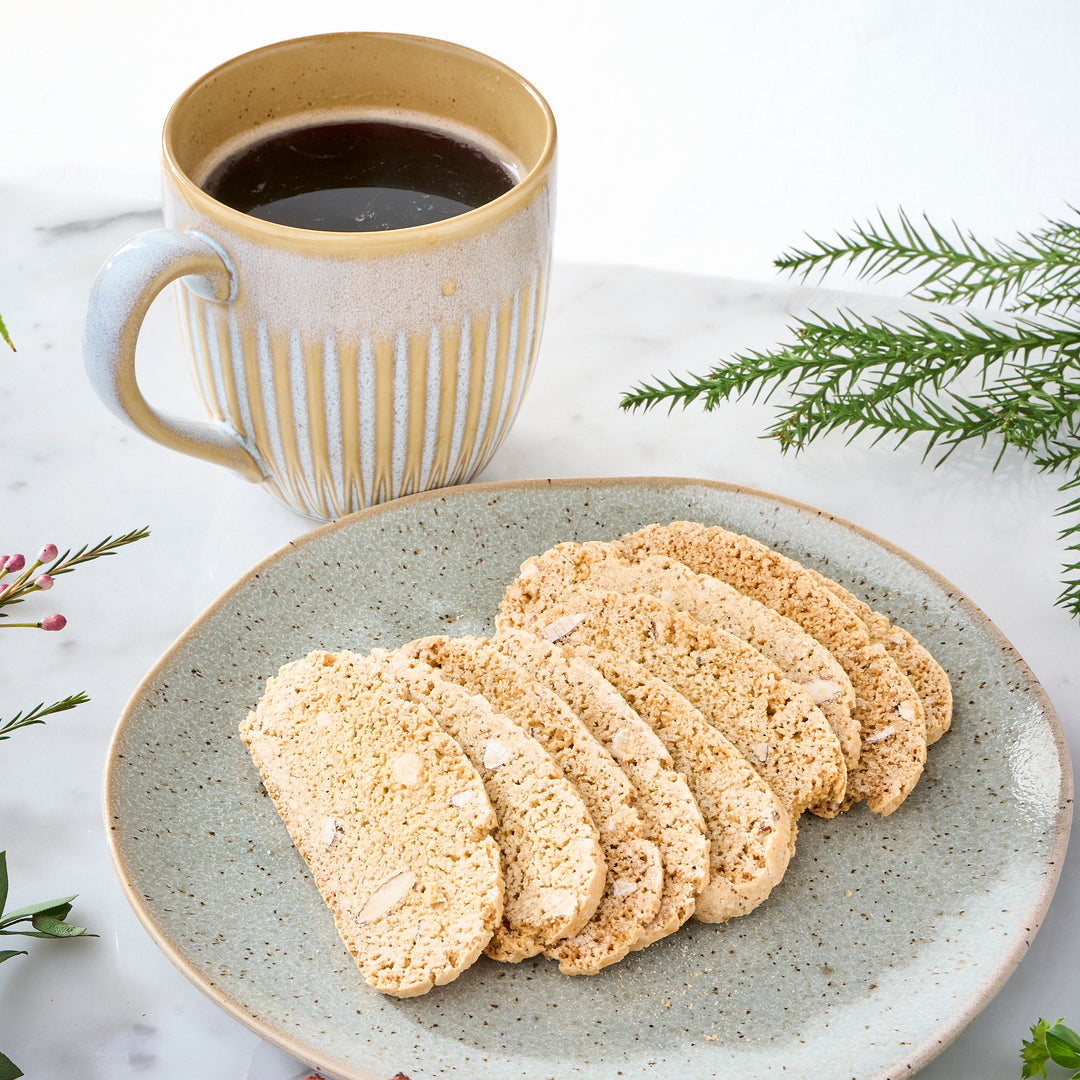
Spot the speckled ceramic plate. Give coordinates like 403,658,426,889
104,476,1071,1080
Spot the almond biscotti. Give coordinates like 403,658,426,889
239,650,503,998
803,567,953,745
371,649,607,963
497,587,846,819
620,521,928,815
491,627,710,949
398,635,664,976
509,540,860,771
569,644,794,923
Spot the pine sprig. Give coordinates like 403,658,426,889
775,207,1080,315
620,208,1080,618
623,309,1080,449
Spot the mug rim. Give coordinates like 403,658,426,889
160,31,557,249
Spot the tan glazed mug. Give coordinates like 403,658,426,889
83,33,556,520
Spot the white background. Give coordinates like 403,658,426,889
5,0,1080,282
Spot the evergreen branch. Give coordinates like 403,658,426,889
765,373,1078,471
622,309,1080,425
622,206,1080,619
1060,555,1080,619
775,208,1080,315
1014,285,1080,315
920,264,1080,315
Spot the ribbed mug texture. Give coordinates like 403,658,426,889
170,196,551,519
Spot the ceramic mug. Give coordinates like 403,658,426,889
83,33,556,520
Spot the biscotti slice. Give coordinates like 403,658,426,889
370,649,606,962
574,645,794,922
509,540,860,771
239,650,503,998
621,522,927,816
491,627,709,949
398,635,664,976
498,587,846,819
803,567,952,745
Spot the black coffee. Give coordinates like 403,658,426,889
202,119,517,232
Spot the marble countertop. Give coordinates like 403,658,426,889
0,182,1075,1079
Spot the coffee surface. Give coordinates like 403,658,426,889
203,119,516,232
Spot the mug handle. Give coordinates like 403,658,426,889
83,228,266,483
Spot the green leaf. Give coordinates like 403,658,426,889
38,901,73,923
29,913,90,938
0,852,8,917
0,314,13,352
1022,1018,1053,1079
1047,1023,1080,1069
0,895,77,928
0,930,72,939
0,950,27,964
0,1049,22,1080
0,897,94,940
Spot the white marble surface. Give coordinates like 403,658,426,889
1,177,1076,1080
